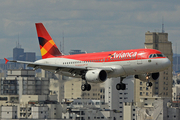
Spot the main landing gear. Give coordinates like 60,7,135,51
116,77,126,90
146,74,153,87
81,81,91,91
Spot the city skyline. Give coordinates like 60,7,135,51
0,0,180,58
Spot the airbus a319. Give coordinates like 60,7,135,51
5,23,171,91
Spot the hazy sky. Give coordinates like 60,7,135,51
0,0,180,58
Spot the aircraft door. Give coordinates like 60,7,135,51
137,51,144,64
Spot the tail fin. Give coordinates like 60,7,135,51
35,23,62,59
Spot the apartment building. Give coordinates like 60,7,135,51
134,31,173,102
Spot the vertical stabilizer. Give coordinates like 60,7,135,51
35,23,62,59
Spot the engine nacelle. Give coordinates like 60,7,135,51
83,69,107,83
134,72,159,82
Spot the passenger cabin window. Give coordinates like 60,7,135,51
149,54,165,58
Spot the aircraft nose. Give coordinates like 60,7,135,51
162,58,171,69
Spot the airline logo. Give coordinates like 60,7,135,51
36,23,62,59
108,54,114,58
38,37,61,58
108,52,137,58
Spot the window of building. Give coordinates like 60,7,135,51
140,82,142,85
140,92,142,96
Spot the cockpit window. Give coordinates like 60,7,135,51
153,54,157,58
157,54,164,57
149,54,165,58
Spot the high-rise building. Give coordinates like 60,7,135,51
134,31,173,102
13,47,24,61
105,76,135,120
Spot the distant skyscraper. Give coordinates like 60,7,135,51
13,47,24,61
13,46,36,62
24,52,36,62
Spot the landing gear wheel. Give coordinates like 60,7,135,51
86,84,91,91
121,83,126,90
116,83,126,90
146,82,153,87
116,83,121,90
146,82,149,87
81,84,86,91
81,84,91,91
149,82,153,87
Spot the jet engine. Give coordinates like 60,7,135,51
134,72,159,82
82,69,107,83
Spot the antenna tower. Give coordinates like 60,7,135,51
162,17,165,33
60,41,61,52
62,31,64,53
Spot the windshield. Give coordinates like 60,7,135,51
149,54,165,58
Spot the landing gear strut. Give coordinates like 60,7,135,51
146,74,153,87
116,77,126,90
81,72,91,91
81,80,91,91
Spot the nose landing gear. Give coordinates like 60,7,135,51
146,74,153,87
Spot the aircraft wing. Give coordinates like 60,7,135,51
6,59,113,74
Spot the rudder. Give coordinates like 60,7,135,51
35,23,62,59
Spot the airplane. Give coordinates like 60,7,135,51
4,23,171,91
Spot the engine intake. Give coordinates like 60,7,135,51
82,69,107,83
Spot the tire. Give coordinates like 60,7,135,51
146,82,149,87
86,84,91,91
116,83,121,90
81,84,86,91
121,83,126,90
149,82,153,87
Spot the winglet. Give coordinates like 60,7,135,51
4,58,9,64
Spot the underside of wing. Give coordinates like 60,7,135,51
8,60,114,75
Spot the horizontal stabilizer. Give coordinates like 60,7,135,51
4,58,9,64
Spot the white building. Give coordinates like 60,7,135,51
105,76,135,120
172,84,180,101
1,105,18,119
62,99,120,120
0,69,62,119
